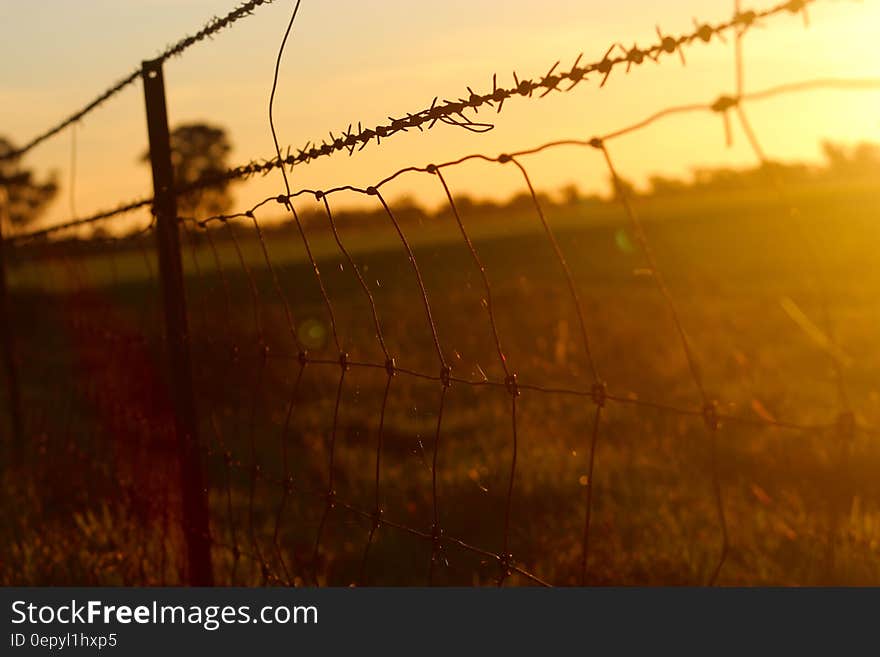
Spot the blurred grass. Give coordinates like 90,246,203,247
3,177,880,586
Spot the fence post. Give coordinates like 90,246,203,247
0,189,24,466
141,58,213,586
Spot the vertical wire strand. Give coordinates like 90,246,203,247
434,168,521,585
599,143,727,585
271,362,306,586
374,190,447,370
312,363,347,585
372,189,452,582
320,194,395,585
508,156,607,583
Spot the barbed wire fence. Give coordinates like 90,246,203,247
1,0,879,586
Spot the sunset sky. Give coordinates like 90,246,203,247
1,0,878,232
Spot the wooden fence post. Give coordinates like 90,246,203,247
0,188,24,466
141,58,213,586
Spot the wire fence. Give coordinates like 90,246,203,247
2,0,880,586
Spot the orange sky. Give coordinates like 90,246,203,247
1,0,878,234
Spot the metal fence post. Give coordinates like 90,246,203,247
141,58,213,586
0,189,24,466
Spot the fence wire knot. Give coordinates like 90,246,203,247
440,365,452,388
8,0,879,590
711,95,740,113
591,382,608,408
497,552,515,579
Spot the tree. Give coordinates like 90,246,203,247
0,137,58,228
559,184,581,205
608,174,638,201
648,175,687,197
851,142,880,171
821,140,880,181
141,123,235,219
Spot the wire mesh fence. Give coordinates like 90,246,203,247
2,0,880,586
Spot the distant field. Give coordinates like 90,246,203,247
4,178,880,585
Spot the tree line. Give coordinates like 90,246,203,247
1,123,876,234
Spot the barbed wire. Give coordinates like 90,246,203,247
6,0,880,587
164,0,820,190
10,198,154,243
168,16,877,581
173,117,872,440
3,0,817,208
175,132,872,586
9,75,879,246
0,0,277,163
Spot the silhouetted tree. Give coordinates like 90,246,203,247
608,174,638,201
140,123,235,219
648,175,688,196
0,137,58,228
851,142,880,170
821,141,849,173
559,184,581,205
822,140,880,177
692,166,747,192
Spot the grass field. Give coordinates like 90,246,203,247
3,173,880,586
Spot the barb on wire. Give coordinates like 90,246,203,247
3,0,816,176
7,0,880,587
12,75,878,247
179,0,817,185
0,0,277,162
170,60,880,587
189,73,880,237
9,197,154,243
